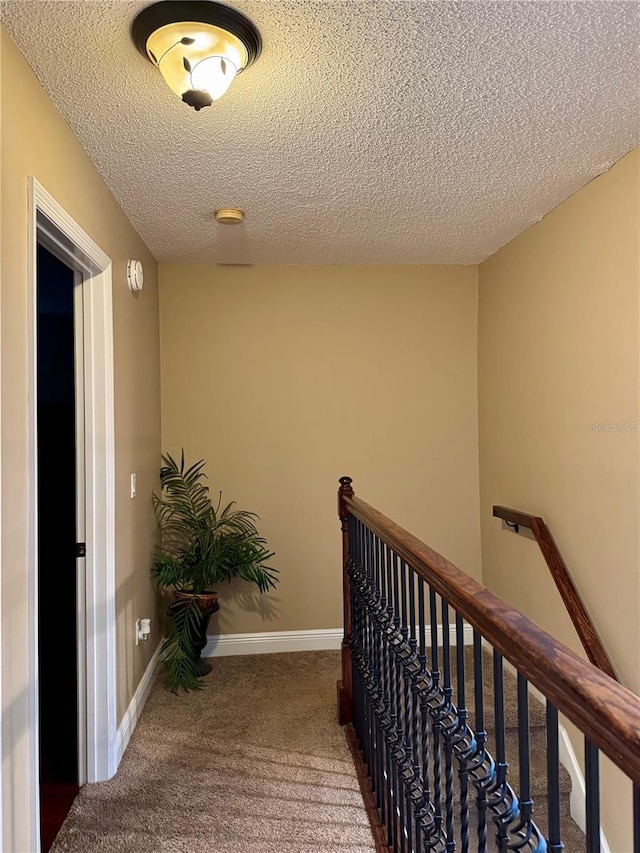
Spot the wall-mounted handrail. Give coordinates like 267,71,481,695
493,505,618,682
338,479,640,786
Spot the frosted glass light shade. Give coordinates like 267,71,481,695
146,22,245,107
131,2,262,111
191,55,238,101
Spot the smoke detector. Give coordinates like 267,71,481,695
127,259,144,292
215,208,245,225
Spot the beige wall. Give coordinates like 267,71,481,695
4,15,637,849
159,264,482,635
478,147,640,850
1,28,161,851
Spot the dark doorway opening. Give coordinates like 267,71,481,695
37,243,81,852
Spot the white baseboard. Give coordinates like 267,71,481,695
203,623,474,659
428,622,475,646
115,642,162,767
203,628,343,657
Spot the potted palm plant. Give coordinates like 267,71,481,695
152,451,278,692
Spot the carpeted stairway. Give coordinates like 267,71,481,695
458,647,585,850
50,650,586,852
355,646,585,851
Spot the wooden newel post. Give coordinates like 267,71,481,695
337,475,354,725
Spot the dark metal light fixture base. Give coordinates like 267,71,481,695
131,1,262,69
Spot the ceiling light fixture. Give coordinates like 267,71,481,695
131,1,262,111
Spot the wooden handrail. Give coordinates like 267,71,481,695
340,482,640,785
493,505,618,681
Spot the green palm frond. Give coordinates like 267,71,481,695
152,451,213,544
168,596,205,647
152,450,279,691
152,450,278,594
160,595,208,692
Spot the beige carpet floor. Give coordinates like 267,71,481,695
51,651,376,853
51,649,586,852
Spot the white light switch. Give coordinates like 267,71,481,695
130,473,137,499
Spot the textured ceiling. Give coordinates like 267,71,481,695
2,1,639,264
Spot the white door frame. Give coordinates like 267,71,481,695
73,273,88,785
27,177,117,849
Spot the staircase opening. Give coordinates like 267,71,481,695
337,476,640,852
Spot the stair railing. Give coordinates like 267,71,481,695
493,505,618,681
338,477,640,853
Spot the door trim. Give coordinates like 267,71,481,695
73,273,87,786
27,177,117,850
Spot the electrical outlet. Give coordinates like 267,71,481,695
130,473,137,499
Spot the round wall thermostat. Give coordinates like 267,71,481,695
127,259,144,292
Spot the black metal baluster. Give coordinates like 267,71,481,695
369,528,376,798
546,702,563,853
418,578,432,849
430,587,443,838
473,630,487,853
359,525,367,767
382,542,394,848
408,567,416,652
401,559,412,852
379,538,388,824
357,518,367,778
359,597,369,768
376,537,387,824
418,578,426,662
365,529,374,787
353,515,359,563
493,650,509,851
516,672,533,845
585,739,601,853
441,600,455,852
456,613,470,853
391,551,401,851
363,525,369,581
349,514,355,563
518,672,533,839
350,520,360,751
382,542,392,846
348,513,356,741
378,538,387,837
408,569,421,852
633,785,640,853
373,535,384,828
